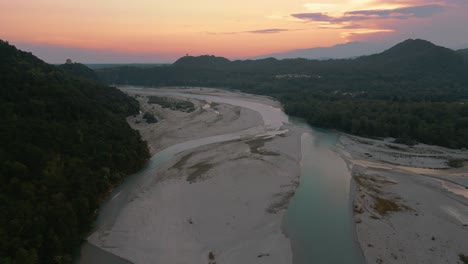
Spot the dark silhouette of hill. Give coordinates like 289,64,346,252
99,38,468,85
0,40,149,264
174,55,230,68
58,62,101,82
357,39,466,79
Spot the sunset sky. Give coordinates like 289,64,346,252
1,0,467,63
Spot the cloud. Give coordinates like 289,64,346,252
291,4,444,24
206,28,297,35
346,4,444,18
292,13,334,22
246,28,291,34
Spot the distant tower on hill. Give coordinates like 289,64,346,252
66,59,73,64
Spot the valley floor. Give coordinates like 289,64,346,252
339,135,468,264
86,87,302,264
85,86,468,264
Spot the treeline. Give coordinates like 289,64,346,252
148,96,195,112
97,39,468,148
0,40,149,263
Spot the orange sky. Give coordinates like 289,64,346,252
1,0,467,62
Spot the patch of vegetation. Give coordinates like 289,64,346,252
173,153,193,170
355,174,404,216
373,197,401,216
143,112,158,123
354,175,382,194
459,254,468,264
447,159,465,168
148,96,195,112
187,162,213,183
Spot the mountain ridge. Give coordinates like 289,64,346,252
253,41,392,60
168,39,467,81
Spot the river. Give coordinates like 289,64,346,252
77,88,364,264
286,122,364,263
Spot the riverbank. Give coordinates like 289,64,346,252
85,87,302,264
123,87,266,155
338,135,468,263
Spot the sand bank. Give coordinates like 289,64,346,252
339,135,468,263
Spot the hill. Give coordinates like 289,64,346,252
58,62,101,82
0,40,149,264
358,39,466,78
173,55,230,68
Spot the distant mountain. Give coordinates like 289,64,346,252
0,40,149,263
357,39,466,78
378,39,449,57
174,55,230,68
58,62,101,82
98,39,468,85
254,42,392,60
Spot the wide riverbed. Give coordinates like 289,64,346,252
77,88,364,264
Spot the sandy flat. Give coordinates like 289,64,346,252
87,87,302,264
339,134,468,264
123,88,264,155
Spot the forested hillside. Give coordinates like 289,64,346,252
97,39,468,148
58,62,101,82
0,40,149,264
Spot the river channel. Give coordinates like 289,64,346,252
77,88,363,264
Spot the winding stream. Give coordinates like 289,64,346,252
77,88,364,264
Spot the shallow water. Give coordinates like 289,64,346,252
77,88,363,264
285,124,364,264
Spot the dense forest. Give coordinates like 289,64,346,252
97,39,468,148
57,63,101,83
0,40,149,264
